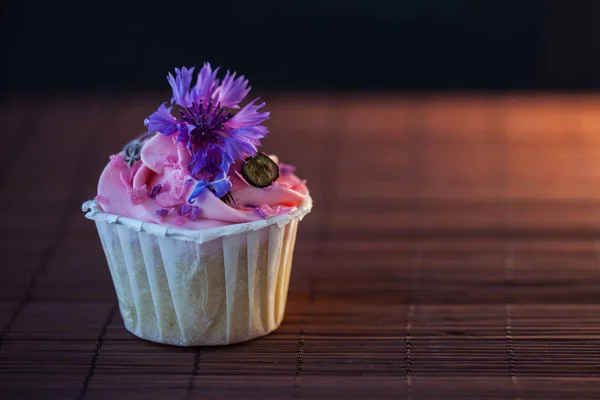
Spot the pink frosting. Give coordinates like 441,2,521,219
97,133,310,230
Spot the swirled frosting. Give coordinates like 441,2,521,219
96,133,309,230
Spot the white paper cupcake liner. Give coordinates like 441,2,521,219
82,196,312,346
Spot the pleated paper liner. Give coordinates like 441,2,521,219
82,196,312,346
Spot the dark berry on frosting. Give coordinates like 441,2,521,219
241,153,280,188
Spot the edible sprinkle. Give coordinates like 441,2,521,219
148,184,163,199
178,204,192,216
279,163,296,176
177,204,201,220
253,207,269,219
189,206,202,221
156,209,169,216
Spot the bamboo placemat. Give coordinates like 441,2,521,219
2,94,600,399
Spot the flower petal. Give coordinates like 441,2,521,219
226,98,270,129
219,124,269,160
191,62,220,104
188,143,233,178
222,136,259,160
214,70,251,108
210,176,232,198
188,179,208,203
230,125,269,141
145,103,180,136
167,67,195,107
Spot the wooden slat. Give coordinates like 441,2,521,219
3,94,600,399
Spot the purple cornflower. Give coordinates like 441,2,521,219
145,63,270,202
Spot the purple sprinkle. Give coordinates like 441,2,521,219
279,163,296,176
178,204,192,216
156,209,169,216
148,184,163,199
189,206,202,221
185,178,194,186
253,207,269,219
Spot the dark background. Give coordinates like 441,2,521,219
3,0,600,94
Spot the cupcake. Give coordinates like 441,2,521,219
83,64,312,346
